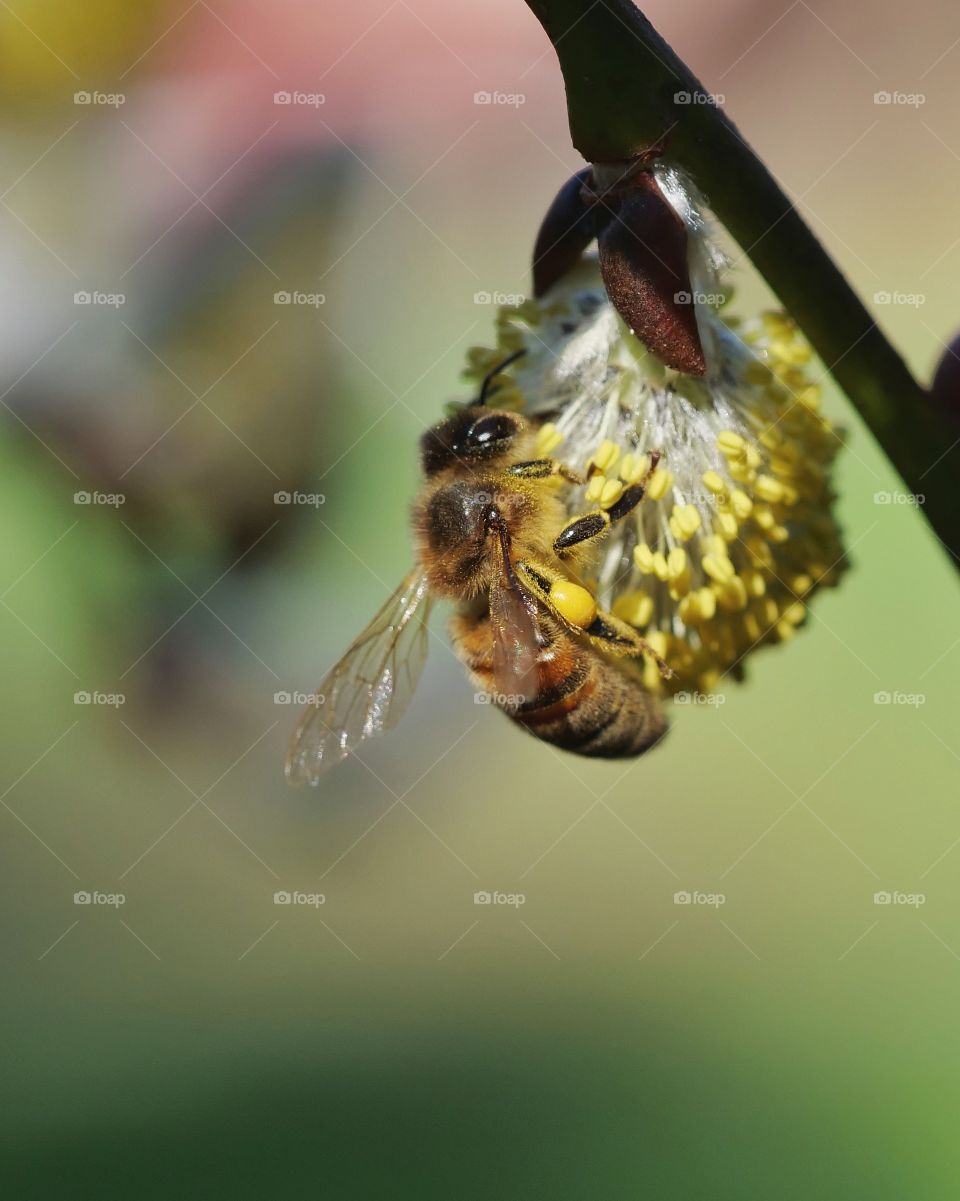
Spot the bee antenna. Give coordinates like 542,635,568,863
477,348,526,405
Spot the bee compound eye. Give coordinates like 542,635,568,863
465,414,517,449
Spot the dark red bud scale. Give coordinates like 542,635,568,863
531,160,706,378
930,332,960,423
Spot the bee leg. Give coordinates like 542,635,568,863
516,557,673,680
553,451,660,555
505,458,585,485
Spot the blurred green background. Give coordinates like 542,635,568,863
2,0,959,1196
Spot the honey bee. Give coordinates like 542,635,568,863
285,353,671,785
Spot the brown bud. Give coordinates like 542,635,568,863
596,172,706,377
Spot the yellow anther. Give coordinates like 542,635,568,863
599,478,625,509
744,570,766,598
667,547,688,579
613,590,654,628
535,422,563,455
701,534,727,558
548,579,597,628
741,611,762,641
727,461,756,485
791,573,812,596
589,439,621,473
730,489,753,520
671,504,702,540
645,467,673,501
782,600,806,625
585,474,606,504
633,543,655,574
669,570,691,600
716,512,739,541
754,474,785,504
753,505,775,531
652,551,670,581
717,576,748,612
697,587,717,620
745,444,762,470
717,430,746,457
769,524,790,543
702,554,735,584
701,470,727,496
619,453,650,484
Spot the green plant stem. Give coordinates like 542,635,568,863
524,0,960,564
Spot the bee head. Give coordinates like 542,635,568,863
419,406,523,477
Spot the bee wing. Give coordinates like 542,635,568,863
488,575,541,708
284,571,433,786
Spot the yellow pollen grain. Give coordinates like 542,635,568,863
667,547,688,579
599,479,625,509
701,470,727,496
791,573,812,596
717,576,748,612
702,554,735,583
645,467,673,501
717,430,746,457
697,587,717,620
633,543,655,574
730,490,753,520
549,579,597,628
753,505,775,531
535,422,563,455
754,474,785,504
619,453,650,484
671,504,702,540
716,512,739,541
589,439,621,473
613,591,654,628
585,474,606,504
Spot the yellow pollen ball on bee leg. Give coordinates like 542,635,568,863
549,580,598,628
